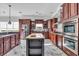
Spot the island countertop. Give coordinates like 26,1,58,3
26,33,45,39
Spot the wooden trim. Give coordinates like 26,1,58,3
63,47,77,56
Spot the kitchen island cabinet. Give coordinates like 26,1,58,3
0,38,4,56
26,33,44,56
15,33,20,45
4,36,11,54
10,35,16,49
0,32,20,56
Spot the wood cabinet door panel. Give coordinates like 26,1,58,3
4,37,10,54
11,35,15,48
57,35,63,49
63,3,69,20
15,33,20,45
78,3,79,15
70,3,77,17
0,39,3,56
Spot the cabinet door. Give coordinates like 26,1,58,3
44,32,48,39
78,3,79,15
51,33,54,43
63,3,69,20
0,38,3,56
49,33,51,39
11,35,16,48
35,20,43,23
60,6,64,22
70,3,77,17
15,33,20,45
4,37,10,54
57,35,63,49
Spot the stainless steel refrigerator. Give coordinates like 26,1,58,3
21,24,29,40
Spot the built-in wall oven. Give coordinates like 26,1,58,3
63,36,78,55
63,18,78,55
63,18,78,36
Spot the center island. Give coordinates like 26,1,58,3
26,33,45,56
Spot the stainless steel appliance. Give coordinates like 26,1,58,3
21,24,29,39
63,18,78,36
63,35,78,55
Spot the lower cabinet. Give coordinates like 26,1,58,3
4,36,11,54
15,33,20,45
49,32,51,40
0,38,4,56
0,32,20,56
50,33,57,44
10,35,16,49
43,32,48,39
63,47,77,56
56,35,63,49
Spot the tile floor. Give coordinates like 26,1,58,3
4,39,67,56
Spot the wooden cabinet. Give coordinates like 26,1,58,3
63,3,69,20
0,33,20,55
10,35,16,49
43,21,48,28
56,35,63,49
43,32,48,39
19,19,31,39
61,3,78,22
4,36,10,54
0,38,4,56
50,33,56,44
35,19,43,24
15,33,20,45
63,47,77,56
49,32,51,40
70,3,77,17
77,3,79,15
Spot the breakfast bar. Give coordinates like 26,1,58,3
26,33,45,56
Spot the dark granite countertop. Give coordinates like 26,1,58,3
0,32,19,38
49,31,78,38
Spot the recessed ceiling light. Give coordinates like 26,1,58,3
18,11,22,14
3,11,6,14
50,12,53,14
36,11,38,13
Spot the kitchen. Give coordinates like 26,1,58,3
0,3,79,56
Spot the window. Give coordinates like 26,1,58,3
0,22,7,29
36,24,43,30
13,22,19,29
0,21,19,32
7,22,14,29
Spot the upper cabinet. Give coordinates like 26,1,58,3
35,19,43,23
63,3,69,20
70,3,77,17
43,21,48,28
61,3,78,22
78,3,79,15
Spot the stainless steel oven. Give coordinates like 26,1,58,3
63,36,78,55
63,18,78,36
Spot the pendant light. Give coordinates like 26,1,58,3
8,5,11,24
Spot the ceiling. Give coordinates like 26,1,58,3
0,3,62,21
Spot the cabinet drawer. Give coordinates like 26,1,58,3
29,49,42,55
29,40,42,47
